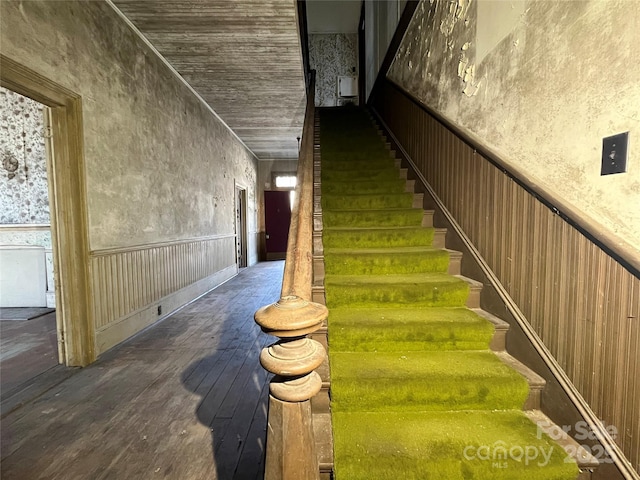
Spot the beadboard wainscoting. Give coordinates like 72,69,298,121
90,234,238,354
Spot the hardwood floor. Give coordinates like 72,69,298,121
0,261,283,480
0,311,59,395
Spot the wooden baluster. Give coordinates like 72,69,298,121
255,296,327,480
255,70,323,479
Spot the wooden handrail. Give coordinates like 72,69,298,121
382,79,640,279
280,72,316,301
296,0,312,92
255,71,327,480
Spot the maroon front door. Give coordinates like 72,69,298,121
264,191,291,260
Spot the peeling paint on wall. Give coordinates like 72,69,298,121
389,0,640,250
439,0,472,37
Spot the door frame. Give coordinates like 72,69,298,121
358,1,366,107
1,54,95,366
234,182,248,268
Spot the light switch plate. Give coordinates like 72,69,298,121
601,132,629,175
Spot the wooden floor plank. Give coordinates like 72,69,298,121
0,261,284,480
0,364,77,418
0,312,59,396
195,334,264,427
216,337,271,420
215,372,271,479
233,380,270,480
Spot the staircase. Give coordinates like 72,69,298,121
315,107,597,480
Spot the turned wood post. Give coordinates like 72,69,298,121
255,70,323,480
255,297,327,480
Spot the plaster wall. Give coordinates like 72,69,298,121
309,34,358,107
0,0,258,252
389,0,640,251
1,0,259,353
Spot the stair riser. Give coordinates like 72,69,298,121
331,410,582,480
322,168,409,182
525,387,542,411
323,193,414,210
330,350,531,413
324,209,425,228
447,252,462,275
433,228,446,248
490,328,507,352
322,168,401,182
321,152,393,163
313,256,325,284
324,252,450,276
321,227,436,249
330,326,496,352
312,285,325,305
330,377,530,413
465,285,481,308
322,180,407,195
324,282,470,309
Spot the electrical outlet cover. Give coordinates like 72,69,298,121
601,132,629,175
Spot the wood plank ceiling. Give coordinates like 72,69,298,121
112,0,306,160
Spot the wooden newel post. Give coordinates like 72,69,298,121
255,295,328,480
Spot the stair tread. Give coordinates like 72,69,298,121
322,192,415,211
330,350,530,412
332,410,579,480
471,308,511,331
322,228,439,250
323,208,425,228
325,246,445,254
328,306,495,352
324,225,435,231
494,351,546,388
324,246,450,275
525,410,601,469
326,272,466,284
325,273,471,308
322,173,397,179
323,164,394,169
324,207,422,214
322,192,411,198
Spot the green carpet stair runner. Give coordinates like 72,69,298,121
320,107,578,479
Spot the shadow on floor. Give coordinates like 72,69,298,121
0,261,283,480
180,261,282,480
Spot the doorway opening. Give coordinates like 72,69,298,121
1,55,95,380
264,172,297,261
0,87,62,397
235,184,248,268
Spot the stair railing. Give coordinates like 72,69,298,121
255,71,327,480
